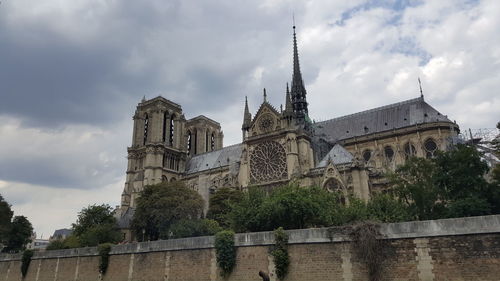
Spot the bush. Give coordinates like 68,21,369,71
168,219,222,239
271,227,289,280
46,239,67,250
214,230,236,277
21,249,33,277
98,243,113,275
207,187,244,228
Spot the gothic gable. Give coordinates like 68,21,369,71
249,102,282,137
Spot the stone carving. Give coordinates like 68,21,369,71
250,141,287,183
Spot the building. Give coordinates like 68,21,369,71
116,27,459,239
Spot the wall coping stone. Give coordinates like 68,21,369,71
1,215,499,261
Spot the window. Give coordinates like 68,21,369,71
163,112,168,142
362,149,372,162
169,114,175,145
211,133,215,151
424,138,438,158
404,142,417,159
324,178,346,205
384,146,394,162
187,131,192,154
143,114,149,145
206,131,209,152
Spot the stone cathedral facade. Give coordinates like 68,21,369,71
116,27,460,235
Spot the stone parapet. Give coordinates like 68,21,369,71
1,215,499,261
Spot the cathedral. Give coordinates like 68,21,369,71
116,27,460,237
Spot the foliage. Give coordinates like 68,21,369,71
47,235,83,250
46,239,67,250
2,216,33,253
98,243,113,275
388,144,500,219
214,230,236,277
366,193,412,223
21,249,34,277
230,185,339,232
207,187,244,228
131,181,204,241
271,227,289,280
0,194,13,246
168,219,222,239
348,222,387,281
72,204,121,247
388,157,445,220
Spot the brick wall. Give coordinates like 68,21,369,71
1,215,500,281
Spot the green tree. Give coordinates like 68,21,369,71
169,219,222,239
0,194,13,247
2,216,33,253
131,181,204,241
366,193,412,223
388,157,445,220
72,204,121,247
230,184,339,232
207,187,244,228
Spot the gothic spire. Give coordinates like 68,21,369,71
283,83,293,118
290,25,309,123
242,96,251,130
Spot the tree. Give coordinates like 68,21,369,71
366,193,411,223
169,219,222,239
0,194,13,246
207,187,244,229
388,157,445,220
72,204,121,247
131,181,204,241
230,184,339,232
2,216,33,253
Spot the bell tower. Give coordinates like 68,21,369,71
121,96,187,209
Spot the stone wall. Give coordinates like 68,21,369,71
2,215,500,281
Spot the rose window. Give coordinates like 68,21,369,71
250,141,287,183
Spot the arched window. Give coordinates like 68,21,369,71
424,138,438,158
324,178,346,205
206,131,209,152
143,114,149,145
404,142,417,159
384,146,394,162
162,112,168,143
194,131,198,155
187,131,192,155
362,149,372,162
161,176,168,182
169,114,175,145
211,133,215,151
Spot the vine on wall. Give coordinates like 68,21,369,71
215,230,236,277
348,222,388,281
271,227,290,280
21,249,34,278
98,243,113,275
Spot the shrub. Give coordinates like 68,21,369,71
98,243,113,275
214,230,236,277
271,227,289,280
21,249,33,277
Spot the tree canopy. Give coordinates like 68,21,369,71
0,194,13,246
2,216,33,253
131,181,204,241
389,144,500,219
71,204,121,247
207,187,244,228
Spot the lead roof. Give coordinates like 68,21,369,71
313,97,454,143
185,144,243,175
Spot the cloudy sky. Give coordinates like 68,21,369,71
0,0,499,237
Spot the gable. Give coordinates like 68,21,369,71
248,102,282,137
